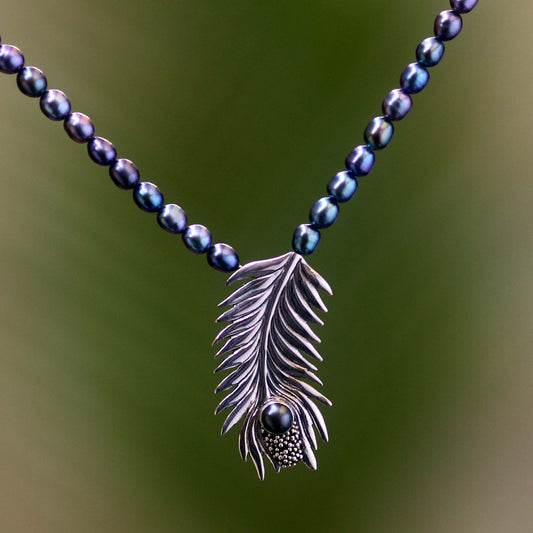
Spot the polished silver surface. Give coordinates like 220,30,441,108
214,251,332,479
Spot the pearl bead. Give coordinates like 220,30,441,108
382,89,412,121
327,171,358,203
17,66,47,97
0,44,24,74
183,224,212,253
88,136,116,166
261,402,293,435
345,145,375,176
400,63,429,94
109,158,140,189
133,181,164,213
40,89,71,121
207,243,239,272
364,116,394,150
416,37,445,67
293,224,320,255
157,203,187,233
64,112,94,143
450,0,478,13
434,10,462,41
309,197,339,228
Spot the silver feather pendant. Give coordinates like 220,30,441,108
214,252,332,479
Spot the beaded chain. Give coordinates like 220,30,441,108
0,0,478,273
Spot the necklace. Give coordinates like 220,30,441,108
0,0,479,479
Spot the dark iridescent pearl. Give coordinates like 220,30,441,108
416,37,445,67
364,116,394,150
345,145,375,176
16,66,47,97
293,223,320,255
261,402,293,435
88,136,116,165
450,0,478,13
157,203,187,233
64,112,94,143
382,89,412,121
207,243,239,272
309,196,339,228
400,63,429,94
109,158,140,189
0,44,24,74
133,181,164,212
434,10,462,41
183,224,212,253
40,89,71,120
327,171,358,203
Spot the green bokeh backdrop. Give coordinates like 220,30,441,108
1,1,531,532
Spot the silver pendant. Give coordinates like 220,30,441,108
214,252,332,479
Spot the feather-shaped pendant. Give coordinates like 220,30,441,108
214,252,332,479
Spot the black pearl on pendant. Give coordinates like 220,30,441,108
157,203,187,233
292,223,320,255
109,158,140,189
382,89,412,121
327,171,358,203
182,224,212,253
400,63,429,94
434,10,462,42
134,181,164,212
450,0,478,14
309,196,339,228
17,66,47,97
88,136,117,165
364,116,394,150
345,145,375,176
64,112,94,143
40,89,71,121
207,243,239,272
261,402,293,435
0,44,24,74
416,37,445,67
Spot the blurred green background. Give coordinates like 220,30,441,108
1,1,531,532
